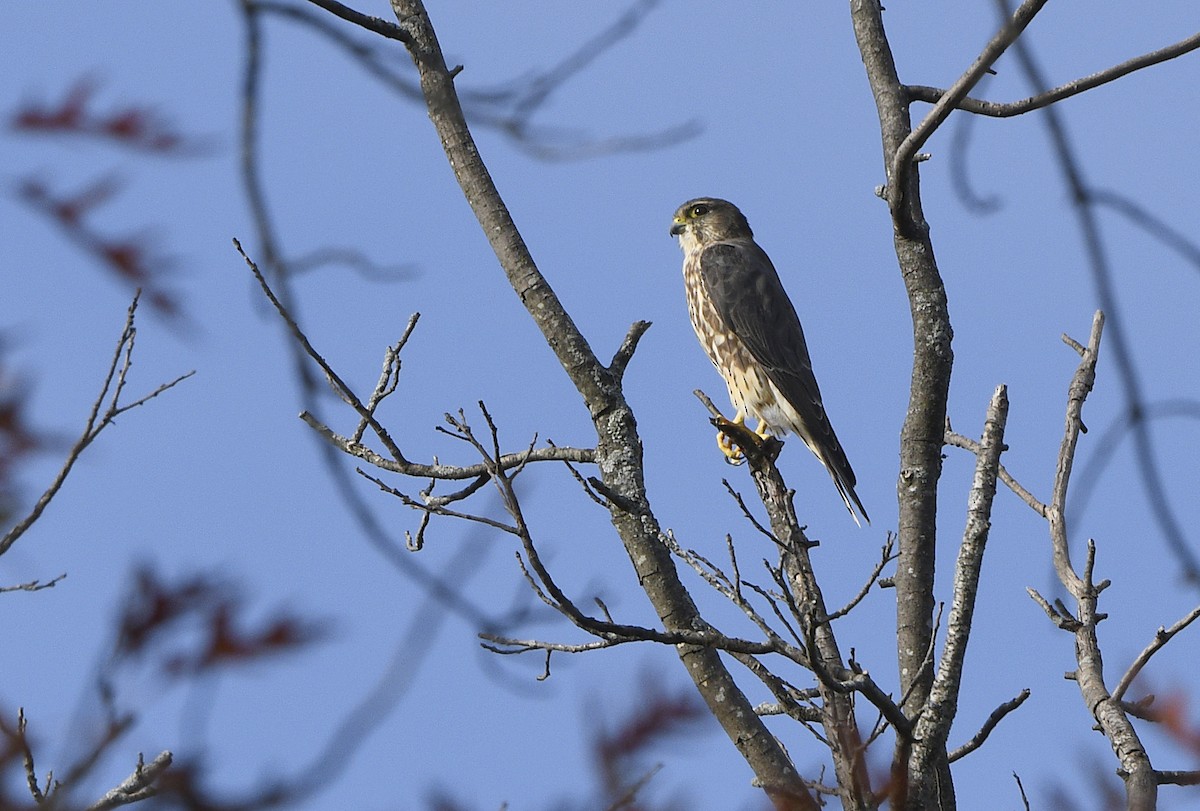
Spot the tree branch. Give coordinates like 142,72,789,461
944,422,1046,517
387,1,814,805
0,293,192,557
608,320,652,382
1048,312,1105,596
743,446,875,806
1111,602,1200,703
948,689,1031,763
850,2,957,804
303,0,412,42
86,751,173,811
1031,312,1158,808
905,30,1200,118
887,0,1049,212
913,386,1009,777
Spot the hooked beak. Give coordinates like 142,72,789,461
669,221,685,237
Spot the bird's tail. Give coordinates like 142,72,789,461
827,462,870,527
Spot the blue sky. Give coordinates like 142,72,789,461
4,2,1200,808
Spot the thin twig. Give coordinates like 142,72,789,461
238,240,596,481
608,320,651,382
1013,772,1031,811
303,0,411,42
888,0,1050,210
85,751,173,811
721,480,783,548
826,534,896,620
0,294,191,557
352,313,420,443
906,30,1200,118
1111,603,1200,702
0,574,67,594
948,689,1031,762
1048,312,1105,596
914,386,1009,774
944,424,1047,517
357,469,520,536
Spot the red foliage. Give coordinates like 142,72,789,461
116,564,325,677
590,675,710,810
12,78,199,153
117,565,228,656
0,360,47,516
1152,690,1200,755
14,176,181,317
165,603,326,675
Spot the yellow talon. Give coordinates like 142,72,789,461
715,410,766,466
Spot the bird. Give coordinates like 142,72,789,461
670,197,869,525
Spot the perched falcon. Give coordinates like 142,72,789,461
670,198,869,525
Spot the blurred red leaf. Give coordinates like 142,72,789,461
0,361,49,516
117,565,228,656
13,174,181,317
590,674,709,809
1153,691,1200,755
12,78,203,154
165,603,325,675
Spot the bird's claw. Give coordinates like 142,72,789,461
715,415,762,465
717,429,747,466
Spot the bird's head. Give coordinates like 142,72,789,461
670,198,753,246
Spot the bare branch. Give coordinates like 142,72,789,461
948,689,1031,762
850,6,958,799
236,239,416,463
480,625,785,658
303,0,412,43
887,0,1050,210
548,440,609,507
826,534,896,621
1029,311,1157,807
906,31,1200,118
1157,771,1200,786
608,320,651,382
721,479,783,548
664,532,807,664
303,412,595,479
86,751,173,811
1048,312,1105,596
732,656,822,724
1026,586,1081,632
0,574,67,594
944,422,1046,517
481,634,622,656
1013,772,1031,811
914,385,1009,773
17,709,46,804
358,469,521,536
390,1,813,802
238,241,597,482
351,313,420,444
1112,602,1200,703
739,438,875,802
1,294,192,557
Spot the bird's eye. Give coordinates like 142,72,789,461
690,204,709,217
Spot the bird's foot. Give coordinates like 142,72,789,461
714,416,782,466
714,414,761,466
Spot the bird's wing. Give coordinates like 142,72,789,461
698,240,827,425
699,240,866,518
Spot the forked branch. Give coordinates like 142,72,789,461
0,293,193,557
906,30,1200,118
